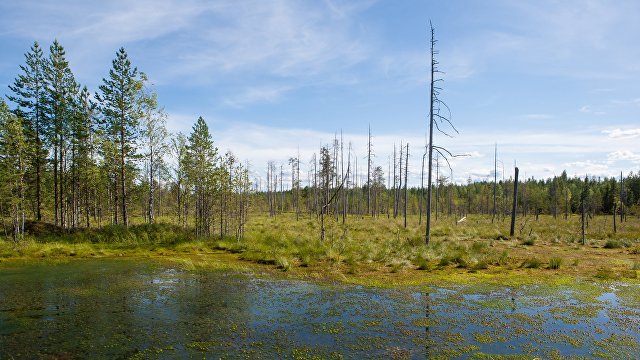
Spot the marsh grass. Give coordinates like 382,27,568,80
548,257,563,270
604,240,623,249
522,258,543,269
2,213,640,281
521,238,535,246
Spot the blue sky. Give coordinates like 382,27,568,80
1,0,639,187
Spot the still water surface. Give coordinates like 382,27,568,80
0,259,638,359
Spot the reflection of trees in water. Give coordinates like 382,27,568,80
0,261,252,358
165,272,251,345
424,291,431,359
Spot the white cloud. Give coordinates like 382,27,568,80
167,0,371,83
563,160,610,176
1,0,373,90
607,150,640,162
524,113,553,120
223,85,292,108
0,0,207,46
579,105,591,113
603,128,640,139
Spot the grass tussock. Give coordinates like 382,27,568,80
548,257,562,270
521,258,543,269
521,238,535,246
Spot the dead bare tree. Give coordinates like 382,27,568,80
509,167,519,238
367,125,372,216
404,143,409,228
420,143,427,225
320,145,350,241
492,143,497,223
425,21,464,244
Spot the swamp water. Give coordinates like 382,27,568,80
0,259,638,359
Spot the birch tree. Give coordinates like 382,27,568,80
140,81,168,224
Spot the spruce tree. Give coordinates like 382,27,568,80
186,117,218,238
96,48,143,227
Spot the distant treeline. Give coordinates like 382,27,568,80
253,164,640,221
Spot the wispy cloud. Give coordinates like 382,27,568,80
524,113,553,120
563,160,610,176
167,0,371,83
603,128,640,139
223,85,292,108
607,150,640,163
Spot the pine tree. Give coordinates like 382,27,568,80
44,40,78,228
7,41,47,221
96,48,143,227
70,86,97,227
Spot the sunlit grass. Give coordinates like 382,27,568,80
1,212,639,284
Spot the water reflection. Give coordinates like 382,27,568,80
0,260,638,359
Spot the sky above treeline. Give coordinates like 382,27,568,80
1,0,639,187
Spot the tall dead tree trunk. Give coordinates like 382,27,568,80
435,153,439,221
367,125,372,217
581,179,586,245
613,203,617,233
509,167,519,238
492,143,497,223
420,148,427,225
425,25,436,244
393,144,397,218
388,155,391,219
620,171,624,223
422,22,463,242
404,143,409,228
398,142,403,219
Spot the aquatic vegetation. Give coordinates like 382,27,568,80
1,259,638,359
